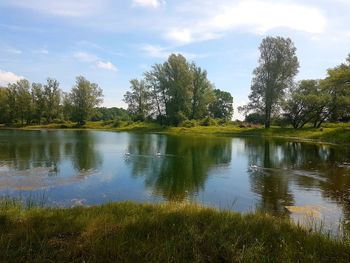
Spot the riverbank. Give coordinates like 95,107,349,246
0,201,349,262
4,121,350,145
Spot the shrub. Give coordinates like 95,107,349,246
112,118,123,128
52,119,65,124
180,120,197,128
200,117,217,126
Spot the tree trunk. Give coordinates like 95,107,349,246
265,107,271,128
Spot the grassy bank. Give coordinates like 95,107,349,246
0,201,349,262
10,121,350,145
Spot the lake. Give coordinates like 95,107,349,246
0,129,350,233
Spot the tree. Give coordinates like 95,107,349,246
245,112,265,124
323,56,350,122
190,64,214,119
123,79,151,121
283,80,329,128
0,87,9,123
163,54,193,125
92,107,130,121
69,76,103,125
8,79,32,125
31,83,46,124
62,92,73,121
209,89,233,120
144,63,168,123
43,78,61,122
244,36,299,128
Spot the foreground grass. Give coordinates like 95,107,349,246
0,201,349,262
15,121,350,145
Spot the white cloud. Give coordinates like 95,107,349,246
164,0,327,44
96,61,118,71
0,69,24,86
73,51,117,72
165,29,193,44
132,0,164,8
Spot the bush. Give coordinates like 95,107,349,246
102,120,114,126
112,119,123,128
244,113,265,125
180,120,197,128
273,116,289,128
52,119,65,124
217,118,228,126
200,117,217,126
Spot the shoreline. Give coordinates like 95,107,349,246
1,122,349,146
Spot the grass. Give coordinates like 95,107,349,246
2,121,350,144
0,201,349,262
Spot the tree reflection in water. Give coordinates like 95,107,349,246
125,134,232,201
245,138,350,223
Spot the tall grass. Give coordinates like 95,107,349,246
0,201,349,262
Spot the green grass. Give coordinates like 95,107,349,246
0,201,349,262
3,121,350,144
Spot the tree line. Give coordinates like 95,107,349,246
0,76,116,125
1,37,348,129
240,36,350,128
123,54,234,125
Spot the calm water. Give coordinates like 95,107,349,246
0,129,350,232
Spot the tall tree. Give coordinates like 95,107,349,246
8,79,32,125
43,78,61,123
144,64,168,123
163,54,193,125
209,89,234,120
123,79,151,121
190,64,214,119
62,92,73,121
70,76,103,125
0,87,9,123
31,83,46,124
245,36,299,128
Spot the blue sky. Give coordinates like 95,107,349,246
0,0,349,119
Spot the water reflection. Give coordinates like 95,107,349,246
245,138,350,229
0,130,350,233
125,134,232,201
0,130,102,190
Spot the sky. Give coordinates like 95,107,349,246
0,0,349,119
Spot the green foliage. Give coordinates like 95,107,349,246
0,201,349,262
43,78,61,123
69,76,103,125
123,79,151,121
323,58,350,122
180,119,197,128
209,89,234,120
243,36,299,128
245,112,265,124
283,54,350,128
92,107,130,121
190,64,215,119
0,87,9,123
8,79,32,125
283,80,330,128
127,54,233,125
200,116,217,126
112,118,123,127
